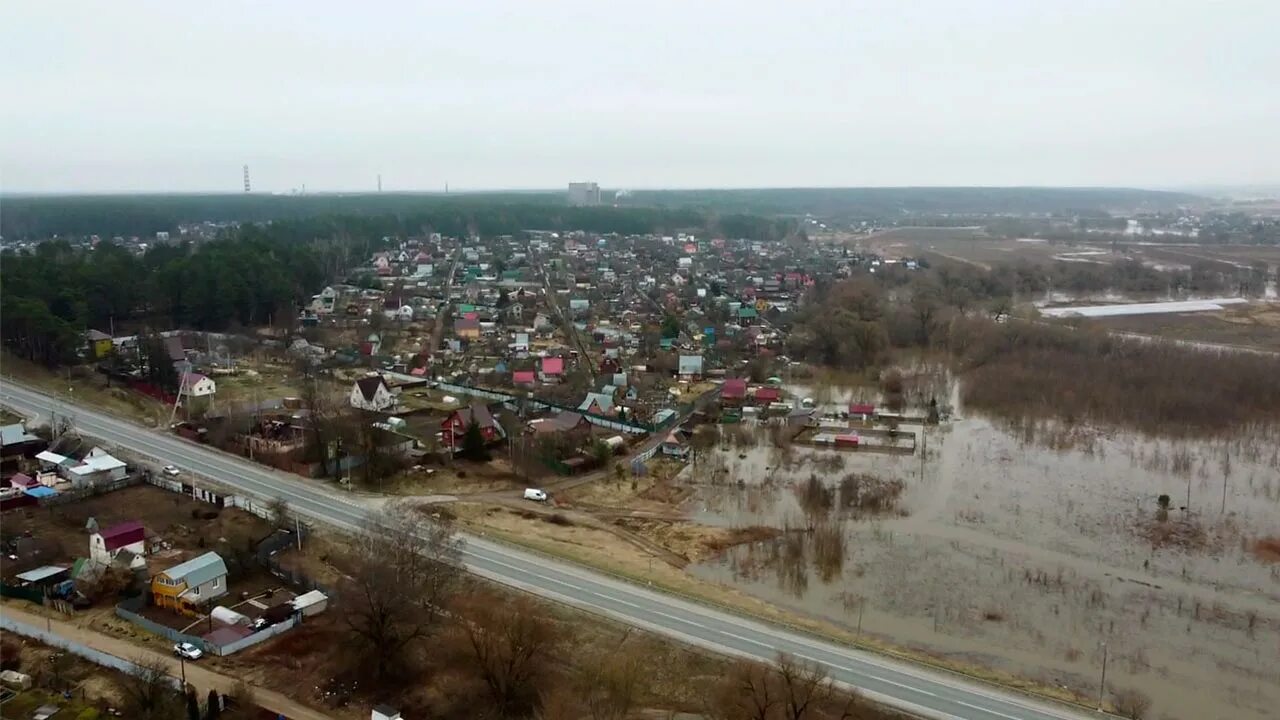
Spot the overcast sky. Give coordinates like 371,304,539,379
3,0,1277,193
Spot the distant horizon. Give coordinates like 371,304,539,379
0,183,1245,199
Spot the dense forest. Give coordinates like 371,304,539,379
0,218,375,364
0,194,795,243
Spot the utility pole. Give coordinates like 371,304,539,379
1097,641,1108,709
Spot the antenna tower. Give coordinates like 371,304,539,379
243,165,251,193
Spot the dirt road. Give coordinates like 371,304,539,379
1,604,333,720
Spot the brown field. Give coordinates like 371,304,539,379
1092,303,1280,351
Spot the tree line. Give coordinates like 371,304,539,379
0,228,346,365
0,194,796,243
785,254,1271,374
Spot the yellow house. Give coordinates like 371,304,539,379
87,330,114,359
151,551,228,615
454,317,481,340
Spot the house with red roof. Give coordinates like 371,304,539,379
721,378,747,405
513,370,537,387
441,404,505,450
753,387,781,405
540,356,565,384
89,519,146,566
849,402,876,418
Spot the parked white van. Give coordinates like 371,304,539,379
523,488,548,502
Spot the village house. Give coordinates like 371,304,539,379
578,391,615,415
65,448,128,487
721,378,748,406
180,372,217,397
88,519,146,567
677,354,704,381
526,411,593,440
441,403,505,450
539,356,565,384
659,429,690,458
454,317,481,340
350,375,397,412
87,329,114,359
152,551,229,615
1,422,45,471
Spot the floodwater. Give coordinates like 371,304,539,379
684,415,1280,720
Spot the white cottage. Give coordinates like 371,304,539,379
350,375,396,412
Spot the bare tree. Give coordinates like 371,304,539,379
341,505,464,686
575,645,646,720
1111,687,1152,720
690,425,719,466
267,496,291,534
463,593,563,717
118,655,183,720
708,654,858,720
296,359,337,478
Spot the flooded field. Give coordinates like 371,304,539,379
684,413,1280,720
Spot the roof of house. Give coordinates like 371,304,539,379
87,329,113,341
738,306,759,318
541,357,565,375
355,375,389,403
36,450,71,465
0,423,40,447
16,565,68,583
578,393,615,414
677,355,704,374
513,370,537,384
450,403,498,430
849,402,876,414
9,473,37,488
68,452,126,476
181,372,211,386
754,387,781,401
529,411,589,435
99,521,146,551
454,318,480,331
163,336,186,361
722,378,747,399
160,551,228,587
23,486,57,498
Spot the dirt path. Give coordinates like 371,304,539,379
1,604,333,720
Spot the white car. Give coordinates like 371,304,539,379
162,465,181,477
173,642,203,661
523,488,548,503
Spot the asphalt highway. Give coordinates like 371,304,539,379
0,381,1097,720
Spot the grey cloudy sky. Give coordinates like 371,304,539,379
3,0,1277,193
